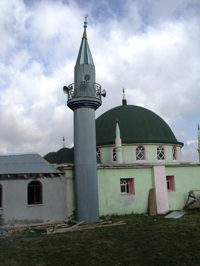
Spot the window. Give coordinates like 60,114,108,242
166,176,175,191
172,146,177,160
28,181,42,205
120,179,134,195
96,148,101,160
157,145,165,160
136,146,145,160
0,185,2,208
113,148,117,162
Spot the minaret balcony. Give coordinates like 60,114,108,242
66,82,102,101
63,81,106,110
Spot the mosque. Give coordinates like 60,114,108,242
44,19,200,221
0,19,200,226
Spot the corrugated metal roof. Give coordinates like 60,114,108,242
0,153,61,174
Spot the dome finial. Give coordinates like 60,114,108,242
122,88,127,105
84,15,88,28
82,15,88,39
62,135,66,148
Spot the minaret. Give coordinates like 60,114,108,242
63,17,106,222
198,125,200,162
122,88,127,105
62,136,66,148
115,117,123,163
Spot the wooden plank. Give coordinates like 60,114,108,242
148,188,157,216
47,221,126,235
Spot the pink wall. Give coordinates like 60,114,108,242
154,166,169,214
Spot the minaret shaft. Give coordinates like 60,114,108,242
74,108,99,221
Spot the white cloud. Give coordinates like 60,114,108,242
0,0,200,162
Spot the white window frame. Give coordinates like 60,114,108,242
120,179,134,195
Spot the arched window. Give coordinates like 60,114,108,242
136,146,145,160
172,146,177,160
28,181,42,205
0,185,2,208
96,148,101,160
113,148,117,162
157,145,165,160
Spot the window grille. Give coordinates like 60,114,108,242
113,148,117,162
136,146,145,160
96,148,101,160
157,145,165,160
172,146,177,160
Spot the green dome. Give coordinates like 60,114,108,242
96,105,183,146
44,148,74,164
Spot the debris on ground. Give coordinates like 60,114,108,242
0,229,8,235
165,211,185,219
46,227,54,233
47,220,126,235
0,218,126,236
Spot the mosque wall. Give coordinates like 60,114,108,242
63,169,75,218
59,164,200,219
166,165,200,210
0,177,67,226
123,145,134,163
97,167,153,215
99,144,182,164
153,165,169,214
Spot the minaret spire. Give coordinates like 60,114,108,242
122,88,127,105
82,14,88,39
115,117,123,163
76,15,94,66
62,136,66,148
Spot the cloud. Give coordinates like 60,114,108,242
0,0,200,161
182,140,199,162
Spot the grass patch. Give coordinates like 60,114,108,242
1,210,200,265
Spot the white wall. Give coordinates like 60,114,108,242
0,177,67,226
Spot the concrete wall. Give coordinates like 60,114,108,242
63,169,75,218
97,164,200,216
0,177,67,226
98,167,153,215
166,165,200,210
2,163,197,225
154,165,169,214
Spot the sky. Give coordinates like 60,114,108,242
0,0,200,161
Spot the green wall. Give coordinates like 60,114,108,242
99,144,182,164
166,165,200,210
98,167,153,215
